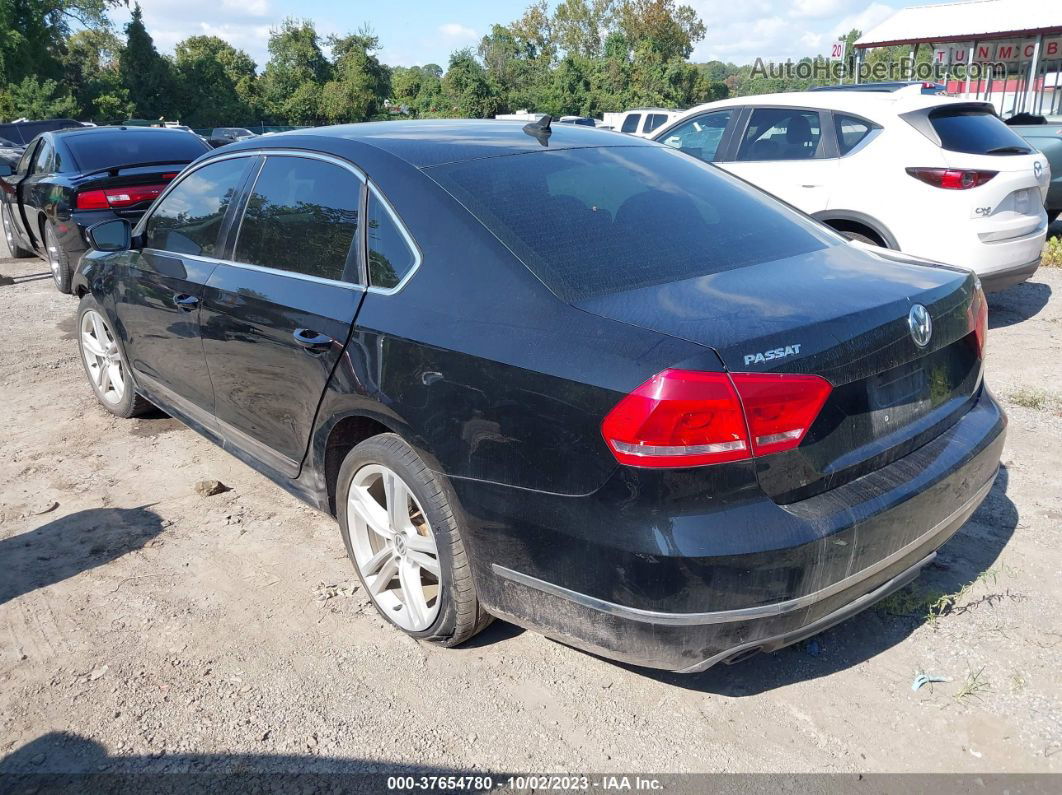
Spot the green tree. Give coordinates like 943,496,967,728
553,0,615,59
260,18,330,124
0,75,79,120
63,28,131,121
173,36,258,127
119,3,176,119
319,30,390,123
441,48,498,118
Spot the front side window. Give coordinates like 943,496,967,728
621,114,641,133
233,156,361,282
737,108,824,161
658,110,733,162
367,186,418,290
15,140,38,174
144,157,250,256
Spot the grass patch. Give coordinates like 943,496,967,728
1008,386,1058,411
1043,235,1062,268
954,667,991,703
877,568,1017,624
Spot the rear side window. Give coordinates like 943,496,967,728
642,114,669,133
928,107,1033,155
144,157,250,256
234,156,361,282
428,146,835,302
66,130,208,172
367,186,418,290
658,110,732,162
834,114,875,155
32,141,54,174
737,108,823,161
621,114,641,133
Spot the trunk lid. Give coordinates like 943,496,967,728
575,242,984,501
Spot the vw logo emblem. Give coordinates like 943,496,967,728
1034,161,1043,179
908,304,932,348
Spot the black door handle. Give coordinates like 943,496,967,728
173,293,199,311
293,328,334,352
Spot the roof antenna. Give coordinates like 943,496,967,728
522,114,552,145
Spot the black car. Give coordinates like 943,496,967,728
208,127,257,147
71,121,1004,672
0,136,24,169
0,126,210,293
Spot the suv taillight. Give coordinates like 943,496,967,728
906,167,997,189
601,369,832,468
76,184,168,210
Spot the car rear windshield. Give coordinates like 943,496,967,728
66,130,208,172
427,146,836,302
929,107,1033,155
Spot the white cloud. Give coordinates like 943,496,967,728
438,22,478,42
688,0,903,65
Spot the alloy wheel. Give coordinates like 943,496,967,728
80,309,126,404
347,464,442,631
45,226,61,286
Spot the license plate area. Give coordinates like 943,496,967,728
868,363,930,433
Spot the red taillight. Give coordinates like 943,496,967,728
601,369,832,468
75,184,167,210
75,189,110,209
906,167,997,190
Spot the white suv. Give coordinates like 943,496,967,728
616,108,681,138
652,88,1051,291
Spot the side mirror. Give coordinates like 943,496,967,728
87,218,132,252
0,163,12,177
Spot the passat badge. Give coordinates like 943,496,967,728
908,304,932,348
743,344,801,366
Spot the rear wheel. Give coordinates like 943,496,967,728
45,222,73,294
2,206,34,258
337,433,491,646
77,296,152,418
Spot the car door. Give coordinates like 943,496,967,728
14,136,55,249
199,152,365,477
116,155,257,423
655,109,737,163
720,106,839,213
1,139,40,250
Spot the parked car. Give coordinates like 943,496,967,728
652,88,1051,291
616,108,680,137
207,127,257,147
72,121,1002,672
811,81,946,95
0,125,210,292
1005,113,1062,224
0,136,24,169
0,118,87,146
557,115,597,127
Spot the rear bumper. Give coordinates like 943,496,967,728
457,387,1006,672
979,256,1041,293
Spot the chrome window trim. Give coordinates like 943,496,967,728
137,248,367,293
365,181,423,296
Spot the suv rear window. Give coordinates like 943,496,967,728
66,130,208,172
929,107,1033,155
427,146,835,302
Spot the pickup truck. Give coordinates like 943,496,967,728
1007,113,1062,224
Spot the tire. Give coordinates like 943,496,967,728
840,230,883,246
76,295,153,418
337,433,491,646
2,206,34,258
44,221,73,294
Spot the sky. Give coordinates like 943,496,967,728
113,0,913,70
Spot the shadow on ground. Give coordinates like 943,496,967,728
989,279,1052,329
0,731,502,793
618,465,1018,696
0,506,165,606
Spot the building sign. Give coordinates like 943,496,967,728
932,36,1061,66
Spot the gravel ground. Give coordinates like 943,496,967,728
1,234,1060,777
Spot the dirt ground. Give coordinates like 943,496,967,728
1,232,1061,778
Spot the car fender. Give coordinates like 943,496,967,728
811,209,900,249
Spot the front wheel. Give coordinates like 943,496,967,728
337,433,491,646
77,296,153,418
2,206,34,258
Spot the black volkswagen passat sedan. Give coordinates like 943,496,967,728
72,120,1004,672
